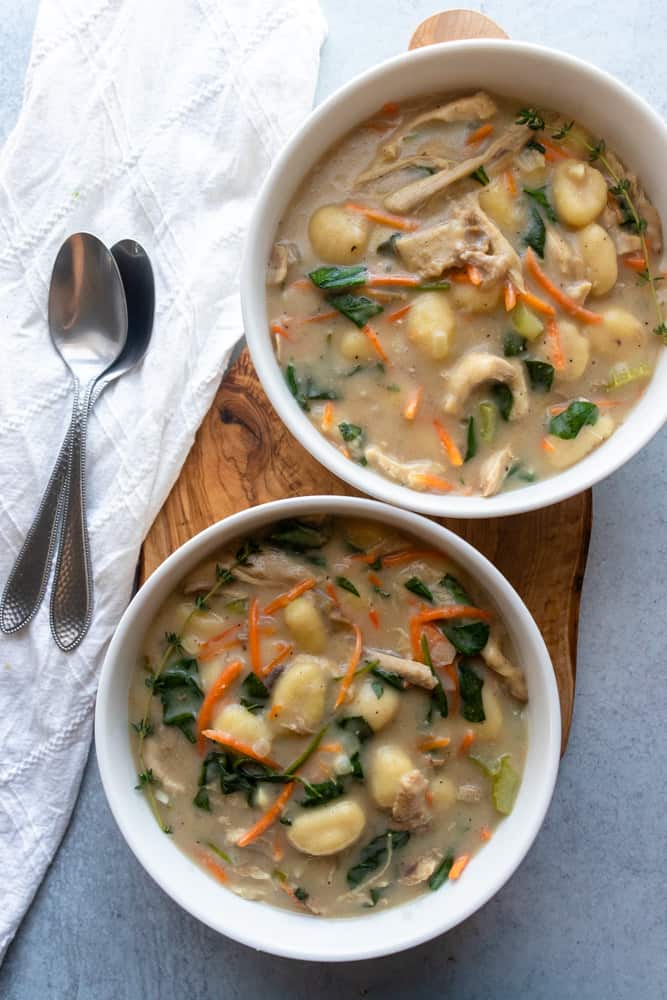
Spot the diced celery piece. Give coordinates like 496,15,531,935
606,362,651,390
468,749,506,776
478,401,497,443
492,757,520,815
511,301,544,340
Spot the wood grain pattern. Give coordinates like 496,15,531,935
140,12,591,754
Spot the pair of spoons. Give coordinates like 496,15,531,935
0,235,155,651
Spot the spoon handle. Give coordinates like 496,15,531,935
0,430,72,634
49,382,94,651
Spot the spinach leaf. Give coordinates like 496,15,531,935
338,422,363,443
328,292,384,328
458,660,486,722
404,576,434,603
492,382,513,421
298,777,345,808
548,400,599,439
240,672,270,713
525,359,554,392
503,331,527,357
442,621,490,656
370,665,407,691
523,205,546,258
470,165,490,185
335,575,360,597
151,657,203,743
285,364,338,411
523,185,557,222
350,750,365,779
364,887,385,908
507,460,537,483
268,519,330,550
193,787,210,811
308,265,367,289
377,233,401,256
294,887,309,902
464,416,477,462
440,573,472,606
421,634,448,719
347,830,410,888
428,851,455,891
338,716,374,743
371,679,385,699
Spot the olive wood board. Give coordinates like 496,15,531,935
139,11,592,755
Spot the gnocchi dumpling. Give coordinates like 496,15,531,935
347,677,400,732
450,280,502,314
540,319,589,381
308,204,369,264
288,799,366,856
545,413,615,469
576,223,618,296
339,327,376,362
473,686,503,741
270,654,330,733
406,291,455,359
283,595,327,653
368,744,413,808
589,307,645,357
212,703,272,753
552,161,607,228
429,775,457,813
478,178,525,233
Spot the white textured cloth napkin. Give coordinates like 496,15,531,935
0,0,326,960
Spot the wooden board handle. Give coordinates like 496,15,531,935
409,9,508,49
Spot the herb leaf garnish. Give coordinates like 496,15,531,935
523,185,557,222
503,331,527,357
523,205,546,258
516,107,545,131
492,382,513,421
404,576,434,603
458,660,486,722
525,359,554,392
442,621,490,657
347,830,410,888
470,165,490,186
308,265,367,289
548,400,598,439
328,293,383,328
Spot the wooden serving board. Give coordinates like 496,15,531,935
140,12,592,755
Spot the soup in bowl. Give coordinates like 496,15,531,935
96,496,560,959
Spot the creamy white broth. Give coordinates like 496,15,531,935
130,516,527,916
266,93,665,497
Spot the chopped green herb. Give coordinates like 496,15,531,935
523,205,546,258
421,634,448,719
442,621,490,657
308,264,367,289
345,364,363,377
131,719,154,738
428,851,455,891
516,107,545,130
268,519,330,550
525,359,554,392
364,887,385,908
548,400,598,439
523,185,557,222
135,769,155,789
370,665,406,691
503,331,527,357
240,672,270,712
279,815,293,826
294,887,309,902
338,422,363,443
299,777,345,808
507,461,537,483
338,716,374,743
371,679,385,699
551,120,574,140
328,292,384,328
285,364,338,411
335,575,361,597
206,842,232,864
440,573,472,606
350,750,364,779
385,383,401,392
347,830,410,888
404,576,434,602
492,382,513,421
458,660,486,722
470,165,490,185
464,416,477,462
151,657,203,743
527,139,546,154
193,787,211,811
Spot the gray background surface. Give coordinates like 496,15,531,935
1,2,666,998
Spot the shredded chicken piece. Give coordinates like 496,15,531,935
442,353,529,419
142,727,186,795
398,849,442,886
365,445,447,490
235,865,272,880
514,146,546,176
545,229,584,283
233,548,312,586
482,625,528,701
365,647,437,690
456,783,483,803
357,153,452,185
564,279,592,304
267,243,288,285
405,91,498,131
480,445,515,497
602,150,663,254
385,124,529,214
392,769,431,829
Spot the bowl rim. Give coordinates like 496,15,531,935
241,38,667,519
95,494,561,961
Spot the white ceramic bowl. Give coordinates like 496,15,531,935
96,495,560,961
242,41,667,518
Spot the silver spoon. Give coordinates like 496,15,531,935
0,235,128,645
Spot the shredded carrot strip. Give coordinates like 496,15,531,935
425,788,434,806
387,303,412,323
541,436,556,453
261,642,294,678
319,742,343,754
290,277,311,291
237,782,295,848
272,831,284,862
412,472,454,492
524,248,603,324
382,548,441,568
416,605,493,626
458,729,475,755
248,597,261,674
367,273,420,288
368,571,384,589
345,201,420,232
268,703,283,720
325,581,340,607
547,318,565,371
465,122,494,146
504,280,517,312
196,660,243,755
517,288,556,317
381,101,400,116
368,608,380,629
198,624,243,662
480,826,492,842
403,386,423,421
201,731,280,769
270,321,291,340
504,168,517,197
448,269,471,284
348,544,384,565
296,309,339,326
540,137,572,162
334,624,363,709
466,264,483,286
448,853,471,880
263,578,316,616
623,254,647,272
410,615,424,661
433,419,464,467
362,323,389,363
418,736,451,752
195,848,228,884
321,401,334,433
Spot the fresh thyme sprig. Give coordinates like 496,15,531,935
134,542,260,832
515,107,545,131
